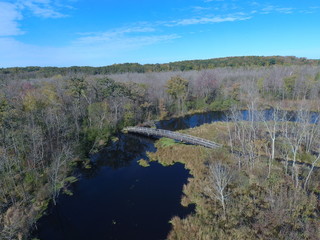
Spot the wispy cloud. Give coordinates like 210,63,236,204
76,27,155,44
16,0,69,18
204,0,225,2
75,26,179,49
76,26,155,37
0,0,72,36
191,6,212,12
0,2,23,36
203,1,299,16
261,6,294,14
164,15,251,26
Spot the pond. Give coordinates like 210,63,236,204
33,135,191,239
32,111,230,240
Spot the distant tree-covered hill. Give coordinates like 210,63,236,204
1,56,319,79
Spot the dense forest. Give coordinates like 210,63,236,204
1,56,320,239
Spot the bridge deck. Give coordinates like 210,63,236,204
125,127,221,149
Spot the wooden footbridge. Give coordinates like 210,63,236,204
125,127,222,149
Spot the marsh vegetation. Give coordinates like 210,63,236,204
149,120,320,240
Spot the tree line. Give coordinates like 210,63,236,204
1,56,319,81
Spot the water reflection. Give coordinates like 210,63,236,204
91,134,156,169
156,111,226,130
34,129,192,240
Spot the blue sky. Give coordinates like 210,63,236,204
0,0,319,67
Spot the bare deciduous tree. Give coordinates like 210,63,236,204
304,153,320,189
205,162,233,218
260,105,282,177
282,105,309,187
49,145,73,205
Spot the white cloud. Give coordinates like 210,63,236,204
76,27,155,43
16,0,69,18
191,6,211,12
75,26,179,50
204,0,225,2
165,15,251,26
261,6,294,14
0,2,23,36
0,0,71,37
24,2,66,18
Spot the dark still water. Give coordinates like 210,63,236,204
156,111,226,131
34,111,227,240
34,134,192,240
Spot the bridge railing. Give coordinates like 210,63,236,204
125,127,222,149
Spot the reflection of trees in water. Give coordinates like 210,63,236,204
156,111,226,130
80,134,157,178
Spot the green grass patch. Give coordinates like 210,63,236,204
138,159,150,167
158,137,180,147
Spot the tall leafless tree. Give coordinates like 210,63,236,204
205,162,233,218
